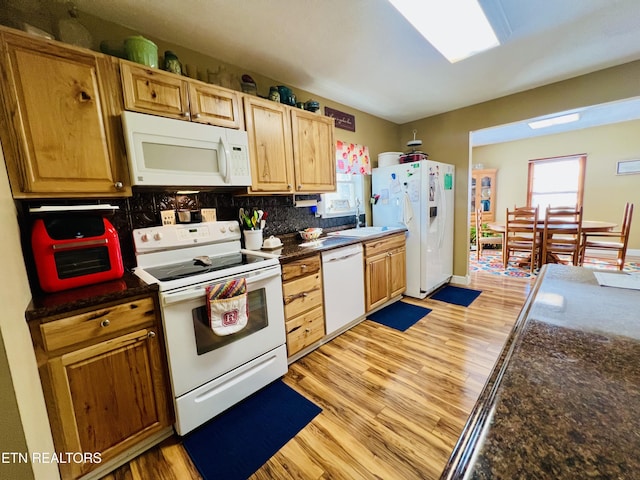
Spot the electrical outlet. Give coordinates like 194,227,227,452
201,208,217,222
161,210,176,225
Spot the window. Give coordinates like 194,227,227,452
318,173,364,218
527,155,586,215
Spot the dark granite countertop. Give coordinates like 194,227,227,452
25,271,158,322
441,264,640,479
262,228,407,263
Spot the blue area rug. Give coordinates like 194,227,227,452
183,380,321,480
429,285,482,307
368,301,432,331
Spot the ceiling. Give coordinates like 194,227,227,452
71,0,640,126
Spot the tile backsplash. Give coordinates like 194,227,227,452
18,190,360,270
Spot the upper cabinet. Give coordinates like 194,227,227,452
0,27,130,198
244,96,336,194
120,60,244,129
291,108,336,192
244,96,295,192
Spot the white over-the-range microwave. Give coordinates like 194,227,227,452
121,111,252,187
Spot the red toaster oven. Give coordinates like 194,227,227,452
31,216,124,293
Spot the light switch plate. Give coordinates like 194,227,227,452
201,208,217,222
161,210,176,225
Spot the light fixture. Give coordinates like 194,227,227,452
528,113,580,130
388,0,500,63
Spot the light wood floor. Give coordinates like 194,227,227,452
102,271,534,480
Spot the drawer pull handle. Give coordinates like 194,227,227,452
100,319,110,327
147,331,156,339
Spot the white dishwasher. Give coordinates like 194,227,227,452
322,243,365,335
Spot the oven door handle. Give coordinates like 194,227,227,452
162,267,281,306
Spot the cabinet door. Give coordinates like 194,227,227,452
244,96,294,193
189,82,244,129
291,109,336,192
388,246,406,298
0,31,129,197
47,328,172,479
120,60,190,120
365,252,390,312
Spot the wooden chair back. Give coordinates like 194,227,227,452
541,205,583,266
580,202,634,270
503,206,539,272
475,208,503,260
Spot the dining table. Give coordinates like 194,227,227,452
486,220,617,267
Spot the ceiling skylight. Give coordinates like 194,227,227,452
388,0,500,63
528,113,581,130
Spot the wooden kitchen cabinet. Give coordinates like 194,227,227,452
291,108,336,192
31,294,173,479
470,168,497,224
0,26,130,198
120,60,244,129
281,254,325,358
244,95,336,194
364,233,407,312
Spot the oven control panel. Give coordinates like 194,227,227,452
133,221,241,253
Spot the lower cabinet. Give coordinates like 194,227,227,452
30,294,173,479
281,254,325,358
364,233,407,312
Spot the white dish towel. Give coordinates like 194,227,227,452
206,278,248,336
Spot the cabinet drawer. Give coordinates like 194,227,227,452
283,272,323,319
363,233,406,258
282,254,321,281
286,306,325,356
40,297,156,352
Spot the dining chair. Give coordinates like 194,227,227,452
475,208,503,260
503,206,539,272
541,205,583,266
579,202,634,270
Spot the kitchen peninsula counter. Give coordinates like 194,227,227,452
441,264,640,479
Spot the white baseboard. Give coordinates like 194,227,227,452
451,274,470,285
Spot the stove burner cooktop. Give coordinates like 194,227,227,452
143,252,269,282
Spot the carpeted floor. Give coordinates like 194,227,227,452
469,249,640,278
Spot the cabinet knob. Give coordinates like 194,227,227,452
287,184,292,190
147,331,156,339
297,185,302,190
100,319,110,327
300,264,307,270
114,181,124,190
193,113,201,119
302,292,308,298
182,111,190,118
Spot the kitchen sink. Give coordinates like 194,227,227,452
327,226,405,238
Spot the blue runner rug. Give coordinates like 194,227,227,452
429,285,482,307
368,301,432,331
183,380,321,480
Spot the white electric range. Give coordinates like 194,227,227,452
132,221,287,435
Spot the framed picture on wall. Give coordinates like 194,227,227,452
616,159,640,175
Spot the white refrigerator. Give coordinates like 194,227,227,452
372,160,455,299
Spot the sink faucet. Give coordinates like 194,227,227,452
355,198,361,228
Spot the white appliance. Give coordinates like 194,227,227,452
122,111,252,187
132,221,287,435
322,244,365,335
372,160,455,298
